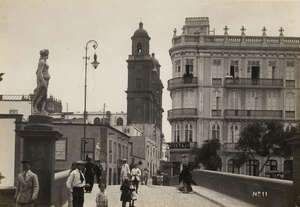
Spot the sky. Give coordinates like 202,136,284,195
0,0,300,142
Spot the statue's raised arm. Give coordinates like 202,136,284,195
32,49,51,115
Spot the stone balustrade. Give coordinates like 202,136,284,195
167,77,198,90
167,108,198,121
172,35,300,48
224,109,283,120
224,78,283,88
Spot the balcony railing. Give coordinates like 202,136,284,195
168,142,197,149
168,108,197,121
286,80,295,88
0,94,32,101
171,35,300,48
222,143,240,152
212,109,222,117
224,78,283,88
224,109,283,120
168,77,198,90
285,111,295,119
212,78,222,86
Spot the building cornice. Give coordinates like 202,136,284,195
169,44,300,57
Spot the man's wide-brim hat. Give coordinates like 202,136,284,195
76,160,87,165
40,49,49,57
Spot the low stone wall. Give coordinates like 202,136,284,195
0,187,15,207
193,170,294,207
51,170,69,207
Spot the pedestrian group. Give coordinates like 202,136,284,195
66,158,148,207
14,157,151,207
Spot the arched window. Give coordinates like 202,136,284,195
137,42,142,54
94,117,101,125
116,117,123,126
184,123,193,142
174,124,180,142
212,123,220,139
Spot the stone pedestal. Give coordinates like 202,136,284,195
288,134,300,207
17,115,62,206
0,187,15,207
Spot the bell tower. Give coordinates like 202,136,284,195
126,22,163,127
131,22,150,56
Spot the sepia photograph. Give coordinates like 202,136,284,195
0,0,299,206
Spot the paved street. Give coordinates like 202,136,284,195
64,184,256,207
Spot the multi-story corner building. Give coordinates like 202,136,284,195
126,22,164,175
168,17,300,176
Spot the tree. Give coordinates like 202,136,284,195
193,139,222,171
235,121,296,174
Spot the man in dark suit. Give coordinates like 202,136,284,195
84,157,95,193
15,160,39,207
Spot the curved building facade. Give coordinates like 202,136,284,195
168,17,300,176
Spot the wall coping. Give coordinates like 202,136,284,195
195,169,293,186
54,170,70,180
0,186,15,190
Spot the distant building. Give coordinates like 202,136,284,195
168,17,300,176
0,94,62,120
45,95,62,113
51,110,161,176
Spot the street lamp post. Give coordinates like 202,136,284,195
83,40,99,160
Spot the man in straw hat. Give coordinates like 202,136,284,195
120,159,130,185
15,160,39,207
66,160,89,207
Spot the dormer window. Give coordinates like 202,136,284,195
137,42,142,54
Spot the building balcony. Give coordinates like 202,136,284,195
286,80,295,88
224,109,283,120
167,77,198,90
222,143,240,153
285,111,295,119
167,108,197,121
167,142,197,150
212,78,222,86
212,109,222,117
224,78,283,88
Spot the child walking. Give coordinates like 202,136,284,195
129,184,137,207
96,183,108,207
120,178,132,207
